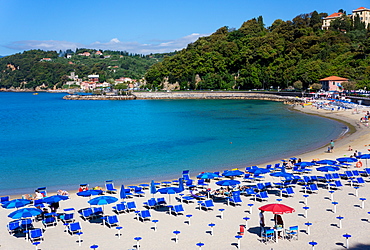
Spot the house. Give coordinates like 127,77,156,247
88,75,99,82
322,12,343,30
78,52,91,57
95,51,103,55
40,58,52,62
319,76,348,92
352,7,370,29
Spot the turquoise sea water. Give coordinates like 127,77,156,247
0,92,345,195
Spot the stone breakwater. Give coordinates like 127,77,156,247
63,91,303,103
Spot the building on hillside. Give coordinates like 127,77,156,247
78,52,91,57
95,51,103,55
40,58,52,62
80,81,110,90
322,12,343,30
88,75,99,82
352,7,370,29
319,76,348,92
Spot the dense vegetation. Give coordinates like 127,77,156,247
145,11,370,91
0,49,173,89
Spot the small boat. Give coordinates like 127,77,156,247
33,93,38,95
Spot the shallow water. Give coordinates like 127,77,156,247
0,92,345,195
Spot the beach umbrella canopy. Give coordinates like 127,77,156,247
222,170,244,177
215,179,241,186
336,157,358,163
249,168,270,175
157,186,183,204
42,195,69,204
259,203,295,214
8,207,42,219
270,172,294,178
197,172,219,179
88,196,118,206
316,166,340,172
315,159,337,165
357,154,370,167
77,190,103,198
2,199,31,209
178,178,184,192
295,162,315,167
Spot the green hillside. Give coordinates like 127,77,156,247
145,12,370,91
0,49,174,89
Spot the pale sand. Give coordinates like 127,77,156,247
1,104,370,249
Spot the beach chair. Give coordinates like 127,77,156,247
255,191,269,202
264,182,273,189
113,203,126,214
244,188,257,198
182,170,190,181
262,229,275,244
353,177,365,186
7,220,21,235
332,173,340,179
29,228,44,243
185,179,194,187
126,201,137,212
92,207,103,218
256,183,265,191
134,186,145,197
79,208,93,221
156,197,167,207
104,215,119,228
172,204,185,216
60,213,74,224
197,179,208,188
139,210,151,222
282,187,294,197
285,226,298,240
20,219,33,231
200,199,214,211
352,170,360,176
143,198,157,209
181,196,195,204
0,196,10,204
68,222,82,235
243,174,255,182
229,191,242,206
105,180,117,194
330,180,343,190
42,216,57,228
306,184,319,194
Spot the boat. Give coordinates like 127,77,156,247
33,93,38,95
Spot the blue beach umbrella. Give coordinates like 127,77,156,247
270,172,294,178
2,199,31,209
295,162,315,167
150,181,157,196
8,207,42,219
316,159,337,165
197,172,219,179
88,196,118,206
42,195,69,204
316,166,340,172
222,170,244,177
336,157,358,163
157,186,183,204
249,168,270,175
77,190,103,199
178,178,184,192
216,179,241,186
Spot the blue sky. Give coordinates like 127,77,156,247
0,0,368,56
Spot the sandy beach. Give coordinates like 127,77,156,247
1,102,370,250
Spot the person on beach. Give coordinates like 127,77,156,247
330,140,334,153
259,210,265,237
274,214,284,238
34,190,43,200
348,145,353,151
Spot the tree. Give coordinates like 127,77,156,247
293,80,303,90
341,80,356,91
310,11,322,31
309,83,322,91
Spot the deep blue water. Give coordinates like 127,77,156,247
0,92,345,195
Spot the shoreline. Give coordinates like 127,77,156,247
6,101,365,199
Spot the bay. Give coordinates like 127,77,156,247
0,92,345,195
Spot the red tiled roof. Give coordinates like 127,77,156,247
355,7,366,10
319,76,348,81
326,12,342,18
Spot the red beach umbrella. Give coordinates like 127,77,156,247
259,203,295,214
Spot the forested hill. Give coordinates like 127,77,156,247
0,49,174,89
145,12,370,91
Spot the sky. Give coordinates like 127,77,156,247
0,0,368,56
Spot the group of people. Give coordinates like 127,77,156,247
259,210,284,238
